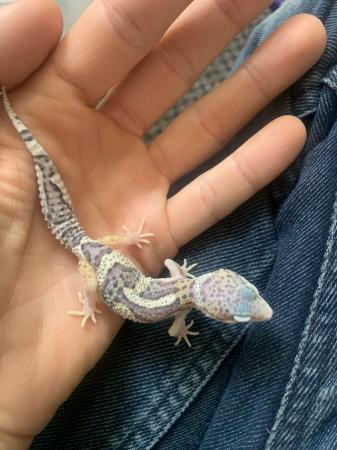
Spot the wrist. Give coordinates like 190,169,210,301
0,431,32,450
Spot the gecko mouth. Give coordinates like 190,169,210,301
233,315,251,323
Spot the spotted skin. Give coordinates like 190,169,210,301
193,270,270,322
1,87,273,344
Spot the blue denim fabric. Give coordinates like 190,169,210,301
31,1,337,449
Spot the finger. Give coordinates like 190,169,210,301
49,0,193,104
0,0,62,88
101,0,272,135
150,14,326,183
168,116,306,247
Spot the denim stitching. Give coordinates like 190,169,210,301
265,111,337,450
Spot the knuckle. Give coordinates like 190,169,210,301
150,143,174,182
100,0,150,50
230,151,261,192
156,40,199,86
241,59,272,104
197,177,224,224
212,0,246,31
191,102,225,149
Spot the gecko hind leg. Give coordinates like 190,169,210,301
68,259,101,327
68,292,102,328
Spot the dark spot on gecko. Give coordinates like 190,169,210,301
81,242,112,267
59,224,85,247
140,279,180,300
102,263,140,295
19,129,33,141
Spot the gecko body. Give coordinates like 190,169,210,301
1,87,272,346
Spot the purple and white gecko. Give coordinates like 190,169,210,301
1,87,272,347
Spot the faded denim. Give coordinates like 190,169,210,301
31,0,337,449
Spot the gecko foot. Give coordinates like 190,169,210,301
68,292,102,328
171,320,199,348
123,219,154,249
164,259,197,279
168,310,199,348
179,259,198,278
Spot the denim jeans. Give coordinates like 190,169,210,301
31,0,337,449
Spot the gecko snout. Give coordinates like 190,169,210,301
238,291,273,323
224,274,273,323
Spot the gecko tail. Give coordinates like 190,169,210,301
1,86,87,252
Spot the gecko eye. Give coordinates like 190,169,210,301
238,275,259,294
239,285,255,303
232,286,255,323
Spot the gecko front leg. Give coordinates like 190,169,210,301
168,310,199,348
98,219,154,250
165,258,198,278
165,259,199,347
68,259,102,327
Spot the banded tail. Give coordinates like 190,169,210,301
1,87,86,252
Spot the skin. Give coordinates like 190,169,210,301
0,0,327,448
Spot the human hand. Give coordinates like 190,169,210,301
0,0,326,448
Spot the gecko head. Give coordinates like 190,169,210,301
191,269,273,323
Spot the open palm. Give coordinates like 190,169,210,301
0,0,326,446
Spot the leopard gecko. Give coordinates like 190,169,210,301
1,87,272,347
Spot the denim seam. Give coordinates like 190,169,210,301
146,329,246,450
108,326,247,450
264,169,337,449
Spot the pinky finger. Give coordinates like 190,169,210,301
167,116,306,248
